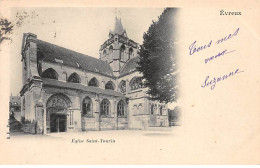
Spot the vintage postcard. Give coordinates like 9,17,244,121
0,0,259,165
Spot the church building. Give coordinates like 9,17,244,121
20,17,169,134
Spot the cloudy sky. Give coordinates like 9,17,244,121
8,8,164,95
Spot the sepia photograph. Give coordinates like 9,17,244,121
1,0,260,165
7,8,179,136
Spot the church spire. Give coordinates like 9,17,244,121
109,8,127,37
112,17,126,36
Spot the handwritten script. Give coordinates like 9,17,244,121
188,28,244,90
205,49,236,64
201,68,244,90
189,27,239,56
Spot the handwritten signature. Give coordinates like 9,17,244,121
205,49,236,64
201,68,244,90
189,28,239,56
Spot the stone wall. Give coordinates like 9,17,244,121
41,86,128,133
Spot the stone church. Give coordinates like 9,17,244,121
20,17,169,134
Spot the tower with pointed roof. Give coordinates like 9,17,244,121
99,17,139,77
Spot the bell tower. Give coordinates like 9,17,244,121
99,17,139,77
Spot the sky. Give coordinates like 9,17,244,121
8,7,165,96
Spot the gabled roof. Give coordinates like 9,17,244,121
35,39,114,77
119,56,140,77
42,78,125,97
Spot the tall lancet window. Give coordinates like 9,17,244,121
129,48,133,59
88,77,99,87
100,99,110,116
120,45,125,60
82,97,92,116
68,73,80,83
117,100,126,117
151,104,154,115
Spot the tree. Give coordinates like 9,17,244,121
137,8,178,103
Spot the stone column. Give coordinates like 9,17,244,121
85,75,88,86
61,71,67,82
43,103,47,134
111,98,117,130
102,79,105,89
127,99,133,129
124,99,128,129
35,102,44,134
93,94,100,131
145,99,149,115
67,108,74,132
142,115,149,130
73,96,82,132
156,103,159,116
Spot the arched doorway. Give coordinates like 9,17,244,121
46,93,71,133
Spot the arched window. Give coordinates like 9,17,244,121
109,45,113,54
129,48,133,59
151,104,154,115
100,99,110,116
120,45,125,60
160,106,163,115
138,104,143,115
82,97,92,116
117,100,125,117
68,73,80,83
105,81,115,90
133,104,138,115
41,68,58,80
46,93,71,109
118,80,126,93
130,77,143,90
88,77,99,87
103,49,107,55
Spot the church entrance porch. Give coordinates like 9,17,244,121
50,113,67,132
47,107,68,133
46,93,72,133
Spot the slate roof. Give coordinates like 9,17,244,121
35,39,114,77
42,78,125,97
119,56,140,77
111,17,126,36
